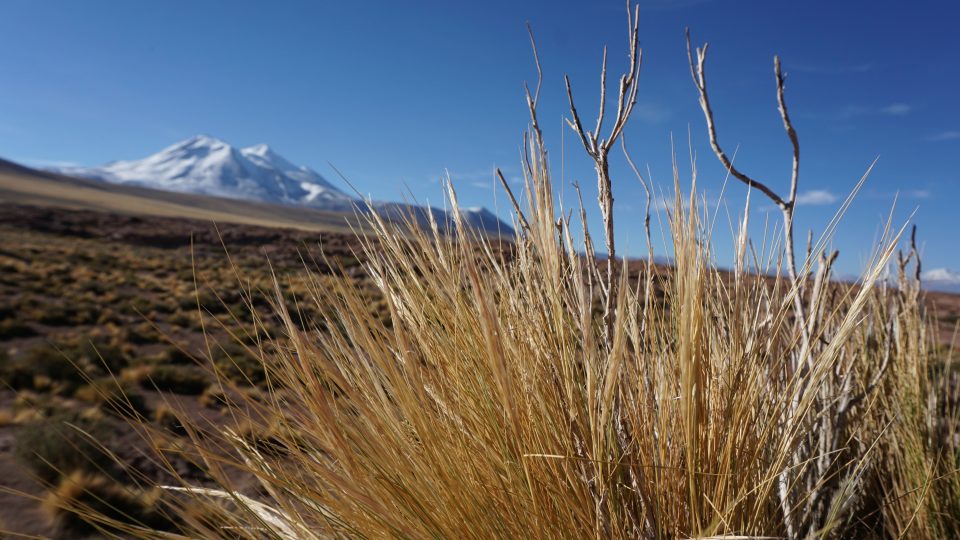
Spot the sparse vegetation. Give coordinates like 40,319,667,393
137,365,209,395
0,202,378,535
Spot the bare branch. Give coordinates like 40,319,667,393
912,224,921,283
574,182,599,281
594,47,608,144
562,1,644,346
775,56,801,206
564,75,596,157
621,135,653,265
685,27,809,348
524,25,546,154
524,22,543,108
496,168,529,234
685,28,788,210
604,4,641,149
841,312,895,415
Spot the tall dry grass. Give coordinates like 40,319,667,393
64,8,959,539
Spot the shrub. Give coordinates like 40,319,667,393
43,472,176,538
34,305,73,326
197,386,227,409
0,355,35,390
1,343,87,392
125,322,162,345
167,309,194,328
157,345,195,365
0,317,37,339
139,365,208,395
72,337,129,374
14,412,116,483
73,379,151,419
212,342,265,386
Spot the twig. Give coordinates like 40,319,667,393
564,1,642,345
497,168,530,234
684,28,812,366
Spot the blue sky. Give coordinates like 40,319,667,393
1,0,957,277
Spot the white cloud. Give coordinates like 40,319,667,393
839,103,913,120
880,103,912,116
795,190,838,206
929,130,960,141
908,189,931,199
922,268,960,285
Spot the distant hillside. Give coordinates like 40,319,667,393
42,135,513,236
0,156,514,237
0,157,362,233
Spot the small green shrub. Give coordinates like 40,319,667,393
213,343,264,386
1,343,87,392
125,322,162,345
73,379,151,419
72,337,129,374
0,317,38,339
158,345,195,365
142,365,208,395
14,412,116,483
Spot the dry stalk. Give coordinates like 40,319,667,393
564,1,642,345
684,29,811,368
683,27,913,538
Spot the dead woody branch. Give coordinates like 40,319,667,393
565,1,642,344
684,28,919,538
685,28,812,365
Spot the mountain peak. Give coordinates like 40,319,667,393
43,136,514,236
243,143,273,157
51,136,354,209
177,134,229,149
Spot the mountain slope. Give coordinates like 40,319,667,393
923,268,960,294
47,136,513,236
53,135,354,209
0,157,363,233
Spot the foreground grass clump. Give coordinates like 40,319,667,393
75,9,957,540
139,179,956,538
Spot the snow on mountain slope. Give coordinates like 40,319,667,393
49,135,514,236
52,135,354,209
922,268,960,294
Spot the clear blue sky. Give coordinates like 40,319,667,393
1,0,957,277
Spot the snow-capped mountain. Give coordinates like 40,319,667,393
922,268,960,294
49,135,513,235
52,135,355,209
